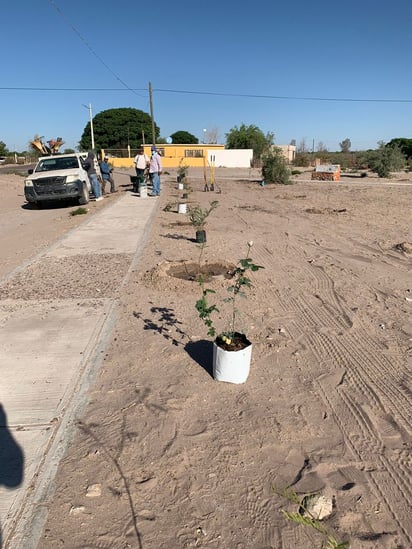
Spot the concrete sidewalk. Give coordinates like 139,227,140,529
0,193,158,548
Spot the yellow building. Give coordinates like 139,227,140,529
103,144,224,169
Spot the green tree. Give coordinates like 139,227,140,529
368,141,405,177
386,137,412,158
170,130,199,144
225,124,273,159
0,141,9,156
79,108,159,151
339,138,351,153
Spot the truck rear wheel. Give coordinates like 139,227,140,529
78,182,89,205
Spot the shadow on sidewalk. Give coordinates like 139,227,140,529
0,403,25,548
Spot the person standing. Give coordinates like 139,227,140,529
83,151,103,201
100,156,116,193
133,148,149,193
149,146,162,196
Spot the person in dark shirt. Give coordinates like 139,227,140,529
99,156,116,194
83,151,103,201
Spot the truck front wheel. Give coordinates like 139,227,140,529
78,182,89,205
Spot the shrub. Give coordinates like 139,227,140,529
70,207,88,216
187,201,218,231
368,143,405,178
177,160,189,181
262,147,291,185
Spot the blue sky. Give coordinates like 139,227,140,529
1,0,411,152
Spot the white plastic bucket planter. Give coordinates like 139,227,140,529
213,336,252,384
178,182,184,190
178,203,187,214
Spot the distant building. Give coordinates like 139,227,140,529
103,144,253,169
273,144,296,164
102,143,296,168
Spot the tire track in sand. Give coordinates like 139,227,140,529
252,241,412,545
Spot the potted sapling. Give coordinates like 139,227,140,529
177,161,189,189
195,241,264,383
187,200,218,243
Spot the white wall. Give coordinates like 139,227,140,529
207,149,253,168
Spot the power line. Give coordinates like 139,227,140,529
0,87,146,92
1,85,412,104
47,0,146,100
154,88,412,103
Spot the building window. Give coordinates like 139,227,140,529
184,149,204,158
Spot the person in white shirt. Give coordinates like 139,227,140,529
133,148,149,192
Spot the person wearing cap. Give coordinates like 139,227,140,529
149,146,162,196
82,151,103,201
99,156,116,194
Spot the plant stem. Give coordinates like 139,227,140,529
230,245,251,336
197,242,206,276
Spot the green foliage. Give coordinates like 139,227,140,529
368,141,405,177
225,123,273,159
195,286,219,338
386,137,412,158
262,147,291,184
163,202,174,212
195,242,264,340
178,160,189,181
171,130,199,144
63,148,76,154
187,200,218,230
225,247,264,337
70,207,88,216
79,108,159,151
0,141,9,156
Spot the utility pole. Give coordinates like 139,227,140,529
82,103,95,150
312,137,315,166
149,82,156,147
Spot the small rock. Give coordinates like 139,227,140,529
69,505,86,515
86,483,102,497
303,494,333,520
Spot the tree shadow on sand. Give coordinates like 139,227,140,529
133,306,188,346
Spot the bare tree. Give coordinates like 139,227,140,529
205,127,219,144
297,138,307,153
317,141,328,152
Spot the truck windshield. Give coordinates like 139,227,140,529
35,157,80,172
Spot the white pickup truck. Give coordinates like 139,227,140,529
24,153,91,208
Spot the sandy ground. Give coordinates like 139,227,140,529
1,167,411,548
